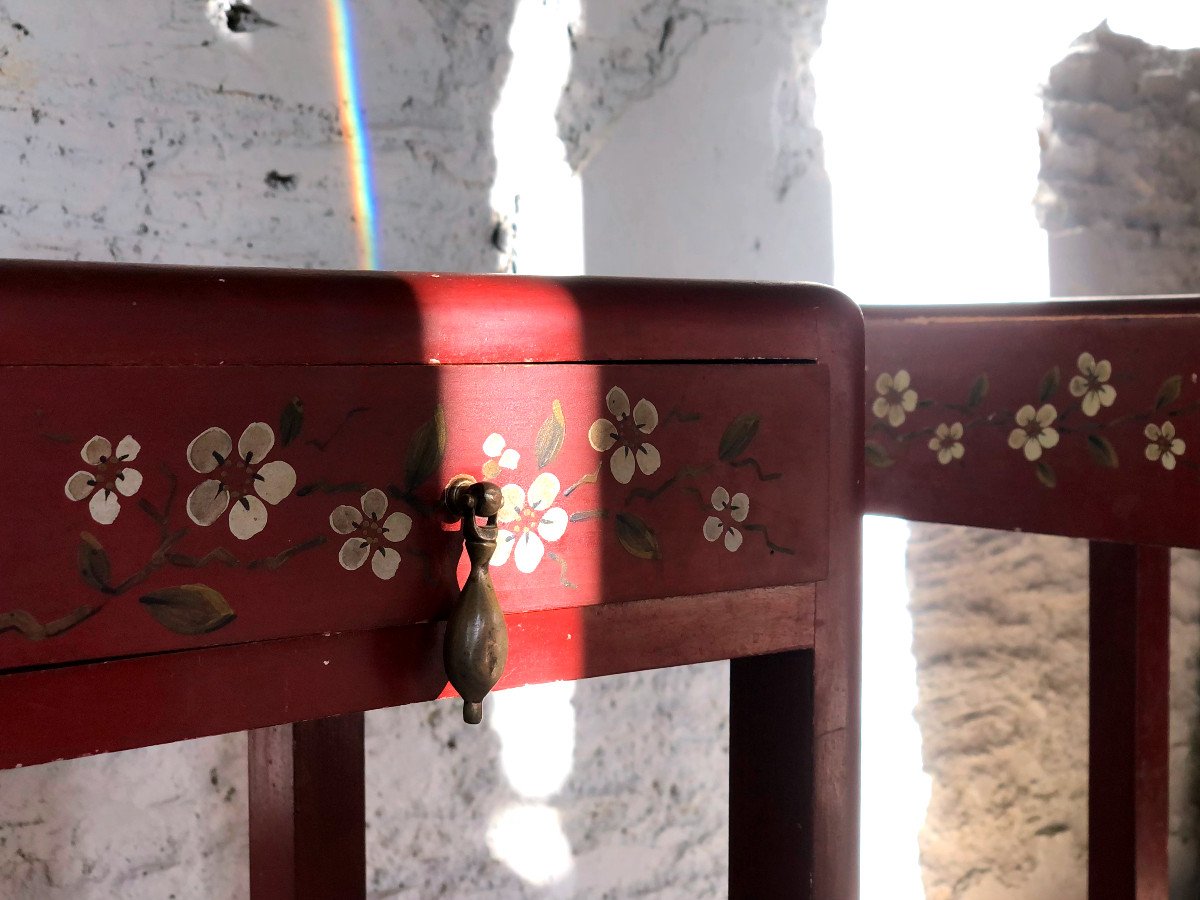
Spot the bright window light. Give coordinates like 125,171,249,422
815,4,1200,897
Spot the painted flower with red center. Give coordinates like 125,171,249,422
1144,421,1185,471
185,422,297,540
928,422,965,465
329,488,413,580
492,472,568,573
481,432,520,480
872,370,918,427
588,386,661,484
1068,352,1116,417
65,435,143,525
1007,404,1059,462
703,486,749,552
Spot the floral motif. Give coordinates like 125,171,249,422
872,370,918,427
1145,421,1185,470
1069,352,1116,417
481,432,520,480
588,387,661,484
65,435,143,525
1007,404,1059,461
928,423,965,465
703,486,749,552
185,422,297,540
329,488,413,579
493,472,568,573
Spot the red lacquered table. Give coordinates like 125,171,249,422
0,261,862,899
864,298,1200,900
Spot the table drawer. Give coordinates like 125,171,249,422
1,360,828,672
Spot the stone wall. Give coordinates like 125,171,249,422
1039,24,1200,298
0,1,829,896
909,22,1200,900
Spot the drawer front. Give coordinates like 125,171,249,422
0,362,828,671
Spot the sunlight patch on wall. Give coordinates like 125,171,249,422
486,802,575,887
488,0,583,276
487,681,577,886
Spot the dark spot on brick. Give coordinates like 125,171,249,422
491,220,512,253
658,17,674,54
11,22,29,37
30,108,42,125
209,767,219,787
1034,822,1069,837
265,169,297,191
226,3,276,33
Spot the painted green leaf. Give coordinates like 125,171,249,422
77,532,111,591
967,374,989,409
535,400,566,468
1037,366,1060,404
915,398,935,409
1155,375,1182,410
140,584,236,635
279,396,304,447
1036,461,1057,488
404,406,447,492
865,440,894,468
615,513,661,560
718,413,760,462
1086,434,1119,468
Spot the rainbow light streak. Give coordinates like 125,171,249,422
327,0,379,270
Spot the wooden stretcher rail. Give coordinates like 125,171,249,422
0,584,814,770
863,297,1190,900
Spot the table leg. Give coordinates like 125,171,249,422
248,712,366,900
730,649,815,899
1088,542,1170,899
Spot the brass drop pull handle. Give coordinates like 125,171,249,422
442,476,508,725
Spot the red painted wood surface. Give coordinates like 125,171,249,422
0,259,848,366
864,298,1200,547
1088,543,1170,900
0,584,815,770
730,650,814,899
730,294,863,899
811,296,863,900
249,713,365,900
1,362,826,671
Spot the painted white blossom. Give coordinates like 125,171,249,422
588,386,661,484
330,488,413,580
703,486,749,552
1145,421,1185,471
1007,404,1060,462
492,472,568,573
482,432,520,480
1068,352,1116,417
185,422,297,540
872,370,918,427
65,435,143,525
928,422,965,465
